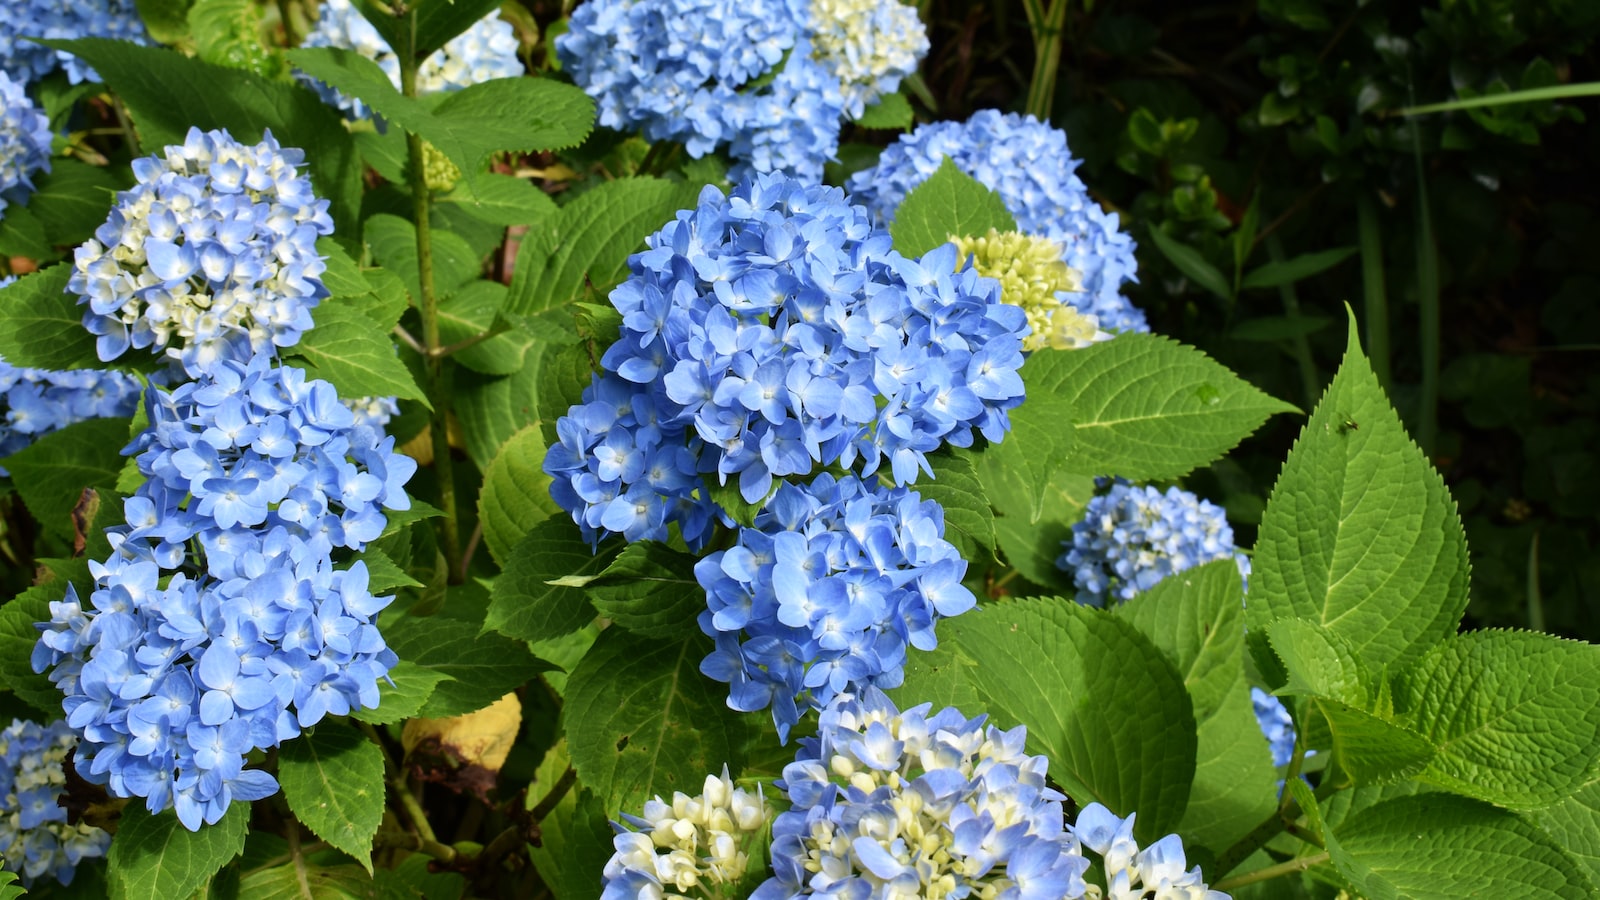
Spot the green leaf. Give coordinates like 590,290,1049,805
441,173,559,227
1397,630,1600,809
477,425,561,567
107,803,249,900
349,660,450,725
288,305,428,405
135,0,196,44
564,629,756,817
0,870,22,900
279,724,385,873
383,610,552,717
357,546,423,595
1145,226,1232,302
524,741,614,900
1030,333,1297,480
1115,561,1279,853
1311,697,1436,786
982,355,1076,521
1266,617,1373,706
585,542,705,639
1334,793,1597,899
0,585,64,717
363,213,482,304
1241,246,1357,290
236,864,375,899
484,520,615,644
0,203,51,261
438,282,534,376
189,0,278,76
889,158,1017,257
504,177,702,317
26,158,122,247
3,418,130,538
0,266,103,371
52,38,361,240
285,48,593,196
900,598,1196,843
853,91,913,129
918,449,997,561
353,0,503,63
1529,780,1600,885
1249,313,1470,673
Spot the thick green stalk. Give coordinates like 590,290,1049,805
1356,193,1391,389
1266,234,1321,409
398,12,463,582
1023,0,1069,121
1213,852,1331,892
1411,125,1440,456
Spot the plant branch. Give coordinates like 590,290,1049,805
1213,791,1308,878
374,828,459,862
529,766,578,825
1213,851,1331,892
1024,0,1070,120
358,720,442,847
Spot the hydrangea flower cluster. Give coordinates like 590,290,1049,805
1073,803,1230,900
0,0,149,86
344,395,400,433
697,474,974,738
70,127,335,377
1251,687,1299,769
0,71,50,218
299,0,522,119
0,360,143,475
601,767,772,899
543,175,1028,549
32,356,416,830
847,110,1148,334
0,718,111,887
1058,482,1250,607
953,228,1112,352
753,688,1092,898
557,0,926,180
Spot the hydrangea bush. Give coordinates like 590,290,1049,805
0,3,1594,900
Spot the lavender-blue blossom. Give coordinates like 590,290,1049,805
0,71,50,219
70,127,335,378
1058,482,1250,607
32,356,416,831
697,474,975,739
299,0,522,119
0,0,149,87
0,719,111,887
542,175,1028,549
848,109,1148,334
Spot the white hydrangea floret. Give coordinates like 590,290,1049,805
601,767,772,900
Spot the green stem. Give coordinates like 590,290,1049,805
1411,121,1440,456
1356,192,1391,389
399,12,464,583
1266,234,1320,409
1527,530,1544,632
1213,851,1331,892
374,828,459,862
1023,0,1070,121
358,720,442,848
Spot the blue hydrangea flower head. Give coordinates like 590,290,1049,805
557,0,926,181
0,0,150,86
847,109,1148,334
32,355,417,831
299,0,522,119
543,174,1029,548
0,71,51,219
344,395,400,432
1071,803,1230,899
697,473,975,739
753,688,1091,898
70,127,336,377
1058,482,1250,606
601,767,773,899
0,718,112,887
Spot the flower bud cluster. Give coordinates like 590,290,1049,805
32,356,416,830
0,0,148,86
697,474,975,738
70,127,336,377
848,110,1148,335
1058,482,1250,607
0,71,50,218
0,719,111,888
754,688,1091,898
543,175,1028,549
557,0,926,180
953,228,1113,352
1072,803,1230,900
601,768,773,900
299,0,522,119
